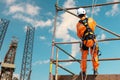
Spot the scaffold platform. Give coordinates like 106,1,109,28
53,74,120,80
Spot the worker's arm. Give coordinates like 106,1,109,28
76,22,86,38
88,18,96,31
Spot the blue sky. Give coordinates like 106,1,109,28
0,0,120,80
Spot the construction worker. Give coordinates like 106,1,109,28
76,8,99,76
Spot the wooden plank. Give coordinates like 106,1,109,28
53,74,120,80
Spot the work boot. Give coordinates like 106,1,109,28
82,72,86,77
80,71,86,76
93,69,98,75
81,71,87,80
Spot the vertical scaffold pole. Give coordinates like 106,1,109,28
49,0,59,80
55,48,59,80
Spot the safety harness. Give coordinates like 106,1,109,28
79,18,96,42
79,18,101,56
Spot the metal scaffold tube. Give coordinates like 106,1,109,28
98,37,120,42
53,58,120,63
57,1,120,11
55,48,58,80
49,0,59,80
96,25,120,37
54,37,120,45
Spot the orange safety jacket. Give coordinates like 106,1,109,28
76,18,96,47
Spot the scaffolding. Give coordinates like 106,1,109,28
49,1,120,80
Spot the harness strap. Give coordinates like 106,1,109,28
79,18,101,56
79,18,95,41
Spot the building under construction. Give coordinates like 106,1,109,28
49,1,120,80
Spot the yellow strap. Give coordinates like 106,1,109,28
84,32,93,36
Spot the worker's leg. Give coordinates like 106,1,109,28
80,44,89,72
81,49,88,72
90,45,99,72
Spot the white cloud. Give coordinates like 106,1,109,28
8,4,24,14
101,33,106,40
97,33,106,40
63,38,80,66
56,0,79,41
3,1,53,28
12,14,52,28
35,19,52,28
12,13,34,23
26,3,40,16
33,59,49,66
86,7,101,17
69,38,80,59
40,36,46,40
63,0,75,8
91,7,101,15
7,3,40,16
105,0,120,16
3,0,16,5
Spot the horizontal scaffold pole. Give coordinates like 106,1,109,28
54,37,120,45
98,37,120,42
97,25,120,37
57,2,120,11
53,58,120,63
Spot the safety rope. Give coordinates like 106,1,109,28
91,0,98,18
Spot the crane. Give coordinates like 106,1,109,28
0,18,9,51
20,26,35,80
